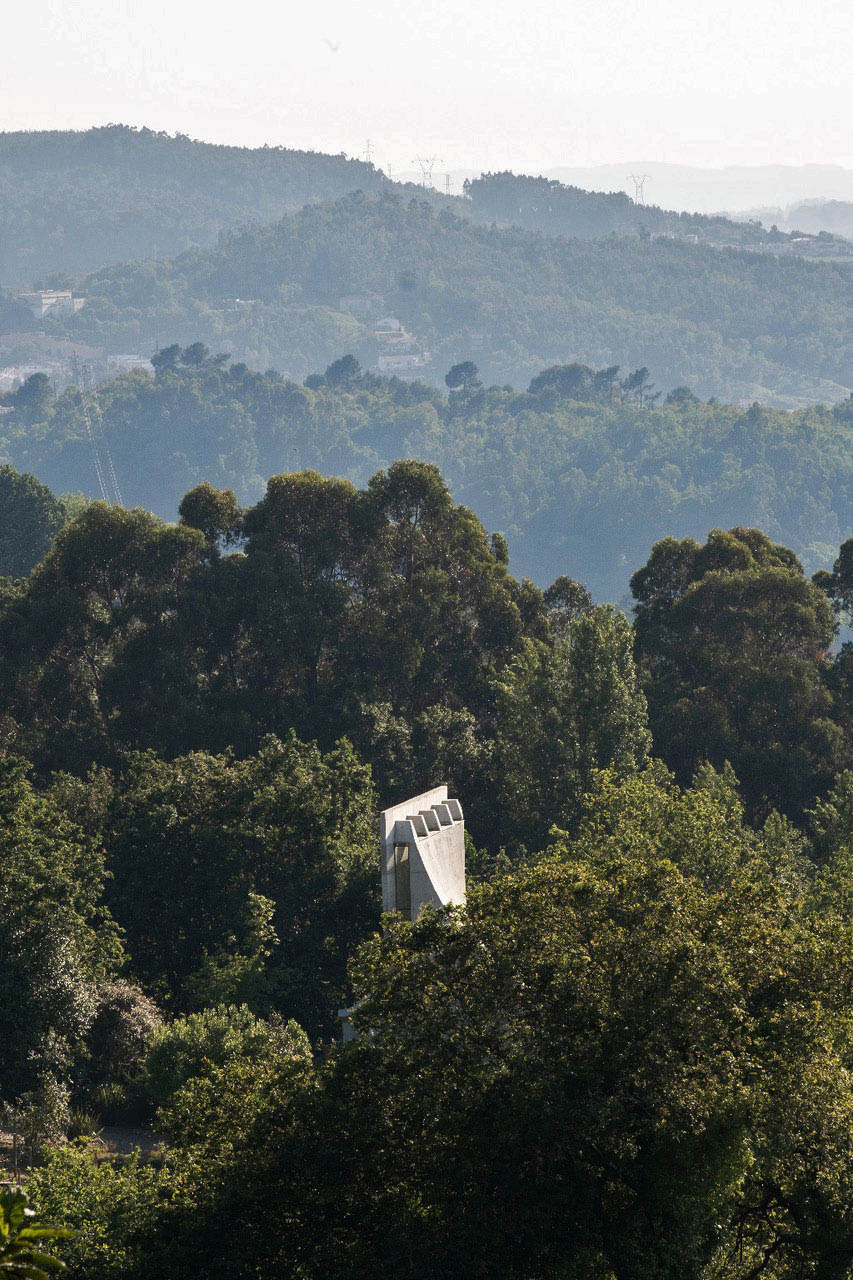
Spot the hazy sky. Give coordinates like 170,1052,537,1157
8,0,853,173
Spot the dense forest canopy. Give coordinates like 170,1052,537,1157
4,351,853,599
5,463,853,1277
0,463,70,577
43,193,851,405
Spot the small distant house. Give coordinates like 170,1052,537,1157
0,365,45,391
17,290,85,318
109,354,154,374
374,315,405,335
378,352,428,374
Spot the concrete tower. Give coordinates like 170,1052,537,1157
379,785,466,919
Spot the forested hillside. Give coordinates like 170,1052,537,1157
10,124,853,1280
0,125,390,284
49,194,852,405
465,171,852,257
1,129,842,292
4,135,850,406
4,351,853,599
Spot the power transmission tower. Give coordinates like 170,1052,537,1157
364,139,373,165
413,155,441,188
630,173,649,204
445,172,452,195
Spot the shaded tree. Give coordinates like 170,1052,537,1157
632,526,842,818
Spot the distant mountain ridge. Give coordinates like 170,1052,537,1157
2,128,848,291
463,173,849,257
0,125,391,284
431,163,853,215
738,200,853,242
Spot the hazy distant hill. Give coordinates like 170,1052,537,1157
51,192,852,407
0,125,390,285
428,163,853,214
742,200,853,242
463,173,849,258
3,129,847,293
543,162,853,215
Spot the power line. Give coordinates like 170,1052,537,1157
72,356,122,506
78,384,109,503
90,382,124,507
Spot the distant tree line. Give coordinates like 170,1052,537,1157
4,349,853,599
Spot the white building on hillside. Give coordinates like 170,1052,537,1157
17,290,86,318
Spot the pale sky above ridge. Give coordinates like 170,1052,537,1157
8,0,853,175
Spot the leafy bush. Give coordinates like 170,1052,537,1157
86,981,162,1085
144,1005,302,1110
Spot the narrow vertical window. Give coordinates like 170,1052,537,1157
393,842,411,919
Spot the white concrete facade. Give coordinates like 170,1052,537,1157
380,785,466,920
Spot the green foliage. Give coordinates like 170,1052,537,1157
84,981,162,1088
28,1149,163,1280
7,420,853,1280
0,757,121,1096
632,525,843,818
0,1187,74,1280
3,1077,70,1168
89,766,848,1280
0,503,206,772
0,465,65,578
96,735,377,1031
0,464,543,797
309,768,849,1280
154,1015,312,1149
16,761,853,1280
492,606,650,848
7,355,853,603
144,1005,308,1114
